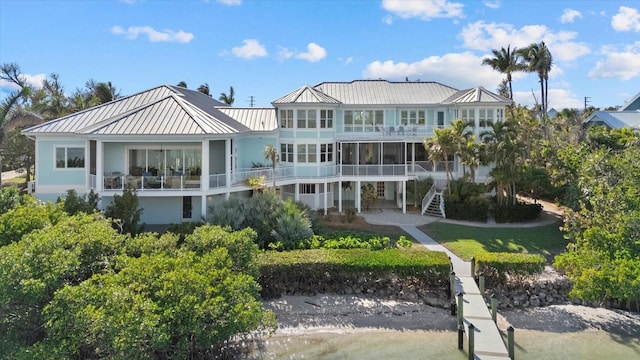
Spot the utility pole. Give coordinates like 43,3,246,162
584,96,591,111
248,96,255,107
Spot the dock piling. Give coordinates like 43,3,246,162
468,323,475,360
507,326,515,359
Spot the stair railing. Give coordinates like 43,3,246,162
421,183,437,215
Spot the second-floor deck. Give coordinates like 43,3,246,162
89,161,456,193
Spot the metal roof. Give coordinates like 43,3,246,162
443,87,513,104
272,85,341,105
307,80,460,105
23,85,250,136
620,92,640,111
585,111,640,129
218,108,278,131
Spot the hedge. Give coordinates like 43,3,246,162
257,248,450,298
444,201,489,222
493,203,543,223
475,252,546,286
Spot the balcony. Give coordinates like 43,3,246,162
336,125,444,140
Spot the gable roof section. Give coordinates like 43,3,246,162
218,108,278,131
310,80,460,105
620,92,640,111
443,87,512,104
23,85,249,136
272,85,341,105
584,111,640,129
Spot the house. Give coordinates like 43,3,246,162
23,80,511,225
583,92,640,130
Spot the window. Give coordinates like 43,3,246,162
280,109,293,128
437,111,445,128
479,109,487,127
344,110,383,132
182,196,192,218
55,147,85,168
320,143,333,162
299,183,316,194
377,182,385,198
496,108,504,123
459,109,475,125
297,144,317,163
320,110,333,128
400,110,426,125
280,143,293,163
297,109,317,129
128,147,200,176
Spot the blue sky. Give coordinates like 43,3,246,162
1,0,639,110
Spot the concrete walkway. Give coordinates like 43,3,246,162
401,225,511,359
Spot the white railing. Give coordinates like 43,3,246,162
421,183,437,215
341,164,406,176
439,193,446,219
337,125,445,139
101,175,201,191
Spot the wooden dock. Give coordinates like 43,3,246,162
401,226,511,360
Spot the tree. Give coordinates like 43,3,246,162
424,127,457,192
104,187,143,235
56,189,99,216
1,63,31,185
176,81,187,88
270,200,313,250
1,127,36,184
481,119,523,205
361,183,377,211
518,41,553,123
197,83,211,96
482,45,524,100
263,144,279,189
219,85,235,105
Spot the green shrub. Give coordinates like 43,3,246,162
57,189,99,216
258,248,450,298
166,221,204,241
0,196,65,246
444,196,489,222
493,202,542,223
475,252,545,285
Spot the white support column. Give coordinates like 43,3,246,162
338,181,343,213
356,180,361,213
323,181,328,215
294,183,299,202
225,139,231,188
201,140,210,219
96,140,103,191
402,180,407,214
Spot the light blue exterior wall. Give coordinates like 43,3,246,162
37,140,86,186
235,136,276,169
104,143,126,174
210,140,226,174
319,131,334,139
101,196,203,225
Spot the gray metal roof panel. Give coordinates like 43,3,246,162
272,85,341,104
218,108,278,131
23,85,249,136
442,87,512,104
310,80,460,105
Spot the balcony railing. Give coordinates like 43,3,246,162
92,162,454,192
336,125,445,139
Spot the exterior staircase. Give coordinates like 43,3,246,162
421,181,446,218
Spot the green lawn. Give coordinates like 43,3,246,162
419,222,569,263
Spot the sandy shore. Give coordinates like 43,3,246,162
263,294,640,337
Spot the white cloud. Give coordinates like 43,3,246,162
383,15,393,25
295,43,327,62
363,52,505,89
217,0,242,5
459,21,589,62
340,56,354,65
513,88,582,110
612,6,640,32
111,25,194,43
0,73,47,91
560,9,582,24
382,0,464,20
277,46,294,60
588,42,640,80
231,39,268,59
483,1,500,10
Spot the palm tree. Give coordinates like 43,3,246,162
424,127,456,192
449,118,474,177
518,41,553,119
481,119,523,205
219,86,235,105
263,144,279,189
92,81,120,104
482,45,523,100
176,81,187,88
197,83,211,96
0,63,30,187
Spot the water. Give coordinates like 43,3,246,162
251,329,640,359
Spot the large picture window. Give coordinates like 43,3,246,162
344,110,383,132
400,110,426,125
297,109,317,129
128,147,201,176
297,144,317,163
55,147,85,169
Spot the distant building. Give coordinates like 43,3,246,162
584,92,640,130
